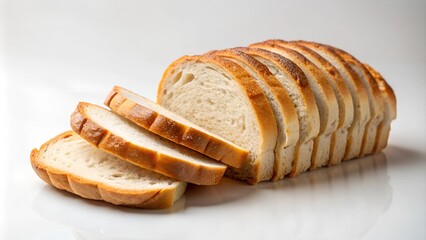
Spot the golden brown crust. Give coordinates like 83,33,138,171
363,64,396,117
209,48,300,145
251,41,340,170
265,40,354,129
105,86,248,168
295,41,371,117
30,131,184,208
266,40,355,166
70,102,227,185
296,40,371,160
208,48,299,180
363,64,397,152
238,47,320,176
251,41,339,134
330,47,385,157
237,47,320,141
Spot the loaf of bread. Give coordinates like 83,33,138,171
30,39,396,208
158,39,396,184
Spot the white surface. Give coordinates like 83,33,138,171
1,0,425,239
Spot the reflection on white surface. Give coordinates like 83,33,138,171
32,153,392,240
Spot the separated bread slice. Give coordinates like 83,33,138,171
238,47,320,177
268,40,354,166
331,47,385,157
363,64,397,152
209,48,299,181
104,86,248,168
251,42,339,170
296,41,371,160
30,131,187,209
70,102,227,185
157,55,277,184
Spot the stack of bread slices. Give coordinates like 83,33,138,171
31,39,396,209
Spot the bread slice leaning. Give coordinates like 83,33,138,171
238,47,320,177
70,102,227,185
296,41,371,161
104,86,248,168
363,64,397,152
269,40,354,166
331,47,385,157
30,131,187,209
157,54,277,184
251,41,339,170
208,48,299,181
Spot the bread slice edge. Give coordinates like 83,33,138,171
104,86,248,168
70,102,226,185
30,131,187,209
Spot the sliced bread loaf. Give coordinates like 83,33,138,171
209,48,300,181
268,40,354,166
363,64,397,153
30,131,187,208
331,47,385,157
296,41,371,160
70,102,227,185
157,54,277,184
104,86,248,168
251,41,339,170
237,47,320,177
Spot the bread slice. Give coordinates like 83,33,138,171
104,86,248,168
70,102,227,185
30,131,187,208
209,48,300,181
250,42,339,170
331,47,385,157
363,64,397,152
157,54,277,184
237,47,320,177
296,41,371,160
268,40,354,166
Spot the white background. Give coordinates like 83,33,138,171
0,0,425,239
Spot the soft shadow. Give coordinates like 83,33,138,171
185,177,257,207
